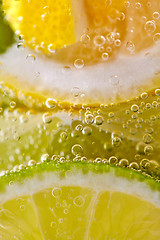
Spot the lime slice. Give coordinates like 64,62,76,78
0,161,160,239
0,83,160,182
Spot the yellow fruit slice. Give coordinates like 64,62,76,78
0,162,160,239
3,0,88,54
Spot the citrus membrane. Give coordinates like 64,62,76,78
0,161,160,239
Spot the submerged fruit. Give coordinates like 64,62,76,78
0,1,14,53
3,0,88,53
0,161,160,239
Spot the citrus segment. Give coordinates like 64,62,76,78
3,0,86,53
0,162,160,239
1,196,43,239
124,0,160,53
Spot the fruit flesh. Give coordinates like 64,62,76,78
3,0,160,64
0,84,160,181
0,163,160,239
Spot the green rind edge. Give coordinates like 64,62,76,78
0,161,160,193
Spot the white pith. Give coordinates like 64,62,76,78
0,168,160,208
0,43,160,103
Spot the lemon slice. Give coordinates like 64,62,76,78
3,0,88,53
0,161,160,239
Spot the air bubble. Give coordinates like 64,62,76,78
153,33,160,44
111,131,124,139
124,1,130,8
48,44,55,53
26,54,36,63
73,196,85,207
126,41,135,53
109,156,118,165
155,89,160,96
10,101,16,109
50,222,56,228
52,187,62,198
102,52,109,61
112,137,122,147
94,115,104,125
119,159,129,167
106,33,115,43
85,114,94,124
43,112,53,124
64,209,69,214
144,21,156,34
129,162,139,170
71,87,80,97
41,153,50,162
141,92,148,99
94,35,106,46
135,2,141,9
82,126,92,136
80,34,90,44
74,59,84,69
144,145,153,155
140,159,150,169
131,104,139,112
143,134,153,144
17,43,25,49
153,12,160,19
71,144,83,156
58,218,63,224
75,124,83,131
28,160,36,166
114,39,121,47
45,98,57,109
136,142,146,154
20,205,25,211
